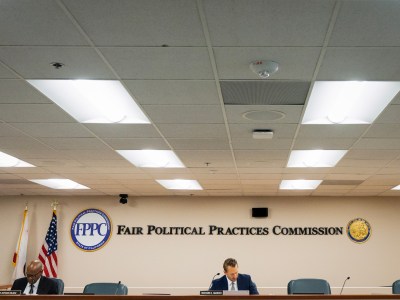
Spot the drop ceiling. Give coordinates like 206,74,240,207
1,0,400,197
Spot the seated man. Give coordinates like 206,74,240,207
209,258,259,295
11,260,58,294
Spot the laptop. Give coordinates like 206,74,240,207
223,290,250,295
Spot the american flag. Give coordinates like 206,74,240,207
38,209,58,278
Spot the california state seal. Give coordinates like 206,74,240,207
347,218,371,243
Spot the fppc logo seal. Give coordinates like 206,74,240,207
347,218,371,243
70,208,112,251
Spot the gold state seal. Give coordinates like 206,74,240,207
347,218,371,243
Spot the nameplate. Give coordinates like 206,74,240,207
0,290,21,295
200,291,223,295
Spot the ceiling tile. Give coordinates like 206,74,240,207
11,123,93,138
293,138,356,150
204,0,335,46
168,138,230,150
330,0,400,46
237,168,283,174
57,149,122,160
85,124,161,138
124,80,220,105
64,0,205,46
298,124,369,138
143,105,224,124
99,47,213,80
0,0,88,46
103,138,169,150
365,124,400,138
232,138,292,150
353,138,400,150
158,124,227,139
330,167,380,175
344,149,400,160
0,137,52,152
318,47,400,80
176,150,234,168
0,124,26,137
239,173,282,180
336,159,391,168
0,63,17,79
0,47,115,79
214,47,321,80
195,173,239,180
0,104,75,123
236,160,286,168
375,105,400,123
377,168,400,175
38,137,109,150
234,150,289,160
0,80,51,103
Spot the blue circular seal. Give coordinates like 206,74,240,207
70,208,112,251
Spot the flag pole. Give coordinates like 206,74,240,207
38,202,59,278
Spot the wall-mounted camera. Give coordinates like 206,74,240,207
119,194,128,204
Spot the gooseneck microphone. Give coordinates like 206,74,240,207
340,277,350,295
114,281,122,295
209,273,220,289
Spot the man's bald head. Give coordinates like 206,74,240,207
26,260,43,284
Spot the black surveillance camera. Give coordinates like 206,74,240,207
119,194,128,204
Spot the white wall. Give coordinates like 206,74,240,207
1,196,399,295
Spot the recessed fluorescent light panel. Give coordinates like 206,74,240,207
287,150,347,168
302,81,400,124
392,185,400,190
27,80,150,124
0,151,35,167
156,179,203,190
30,179,89,189
116,150,185,168
280,180,322,190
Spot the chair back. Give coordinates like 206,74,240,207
83,282,128,295
288,278,331,295
52,278,64,295
393,280,400,294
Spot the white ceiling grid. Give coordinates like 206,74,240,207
0,0,400,196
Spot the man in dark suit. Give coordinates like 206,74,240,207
11,260,58,294
209,258,259,295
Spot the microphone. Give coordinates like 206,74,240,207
114,281,122,295
340,277,350,295
208,273,220,290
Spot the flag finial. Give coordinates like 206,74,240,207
51,201,59,210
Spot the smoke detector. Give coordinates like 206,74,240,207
250,60,279,79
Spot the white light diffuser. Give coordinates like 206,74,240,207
280,180,322,190
287,150,347,167
302,81,400,124
27,80,150,124
0,151,35,167
392,185,400,190
156,179,203,190
30,179,89,189
116,150,185,168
